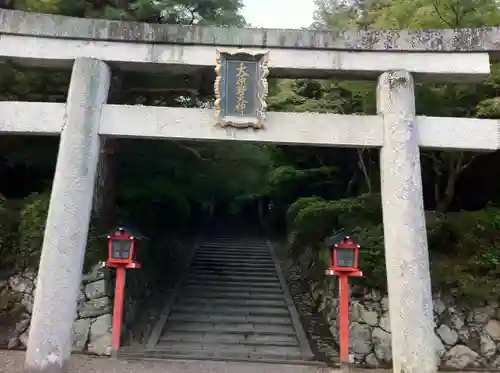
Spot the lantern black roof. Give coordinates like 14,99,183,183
103,226,149,240
324,229,354,247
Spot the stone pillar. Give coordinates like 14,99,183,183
25,58,110,373
377,70,436,373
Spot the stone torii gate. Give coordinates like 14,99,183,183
0,9,499,373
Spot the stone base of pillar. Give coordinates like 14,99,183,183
339,360,351,373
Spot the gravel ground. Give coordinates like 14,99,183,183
1,350,340,373
3,350,497,373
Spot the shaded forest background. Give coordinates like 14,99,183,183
1,0,500,305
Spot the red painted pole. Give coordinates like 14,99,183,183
111,267,126,357
339,274,350,364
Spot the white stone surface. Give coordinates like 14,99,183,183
0,102,63,135
0,34,490,80
25,58,111,372
2,102,498,152
416,116,499,151
100,106,384,147
1,8,500,58
377,70,436,373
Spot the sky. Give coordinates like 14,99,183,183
242,0,315,29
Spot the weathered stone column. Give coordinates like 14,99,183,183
25,58,110,373
377,70,436,373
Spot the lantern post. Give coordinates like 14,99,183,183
105,226,144,357
325,233,363,372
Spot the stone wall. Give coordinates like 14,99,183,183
324,289,500,369
0,264,113,355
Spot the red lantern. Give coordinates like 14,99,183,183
104,226,145,356
327,236,360,276
325,233,363,368
106,227,141,269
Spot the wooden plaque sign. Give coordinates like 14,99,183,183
214,49,269,129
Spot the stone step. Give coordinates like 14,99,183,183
123,348,306,363
177,296,287,308
197,247,270,253
154,341,302,357
168,312,294,325
197,247,270,252
122,353,323,367
186,273,280,283
193,258,274,265
184,278,282,288
191,261,276,270
163,320,297,335
200,243,268,247
160,330,298,345
201,241,268,246
192,259,275,268
181,289,286,300
203,237,264,240
188,267,277,276
144,235,316,365
201,242,268,247
198,243,269,253
190,266,277,275
194,253,273,261
195,251,270,257
182,284,283,294
193,254,274,261
172,304,290,316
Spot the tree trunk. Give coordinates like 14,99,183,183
435,168,457,213
434,152,477,213
92,139,119,227
356,148,372,193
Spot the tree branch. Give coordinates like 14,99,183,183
173,142,207,161
456,153,478,175
431,0,455,28
356,148,372,193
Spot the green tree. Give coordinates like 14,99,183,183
312,0,500,212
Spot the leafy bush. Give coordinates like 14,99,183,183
290,199,337,251
0,195,18,272
287,193,500,300
328,193,382,228
430,207,500,298
0,195,8,259
0,196,23,271
289,193,382,251
286,196,325,227
16,192,105,272
18,192,50,269
352,224,386,287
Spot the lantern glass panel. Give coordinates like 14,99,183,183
336,247,355,267
111,239,131,260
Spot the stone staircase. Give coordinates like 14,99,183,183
133,234,316,364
